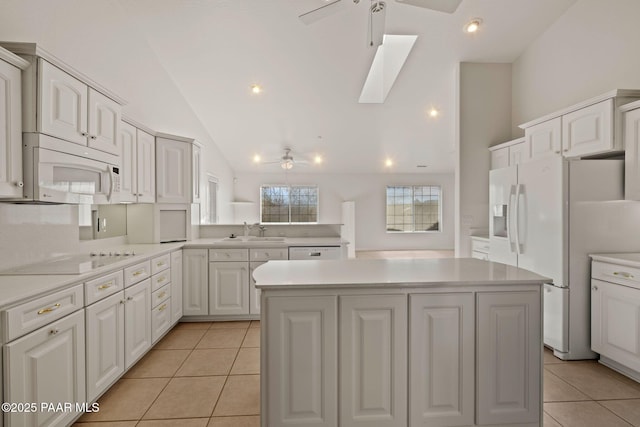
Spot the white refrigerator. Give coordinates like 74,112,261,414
489,156,637,360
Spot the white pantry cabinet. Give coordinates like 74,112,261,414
171,250,184,324
124,279,152,369
525,117,562,160
591,259,640,378
155,134,202,204
38,60,121,155
0,49,28,199
4,310,86,427
183,249,209,316
488,138,528,170
120,121,156,203
623,102,640,201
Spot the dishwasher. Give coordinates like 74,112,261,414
288,246,343,260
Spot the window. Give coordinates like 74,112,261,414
386,185,441,232
206,175,218,224
261,185,318,223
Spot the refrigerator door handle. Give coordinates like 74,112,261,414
508,185,517,253
515,184,523,255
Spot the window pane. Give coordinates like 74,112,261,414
386,185,441,232
261,185,318,223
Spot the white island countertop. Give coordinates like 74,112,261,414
590,253,640,268
253,257,550,289
184,237,347,248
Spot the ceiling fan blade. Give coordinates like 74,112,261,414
394,0,462,13
299,0,346,25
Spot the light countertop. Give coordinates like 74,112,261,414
184,237,347,248
590,253,640,268
253,258,550,289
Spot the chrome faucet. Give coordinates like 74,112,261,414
258,225,267,237
243,222,260,238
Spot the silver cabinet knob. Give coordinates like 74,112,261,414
592,285,598,291
15,181,23,187
49,328,59,335
90,135,97,140
81,132,88,137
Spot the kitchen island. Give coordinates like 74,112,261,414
254,258,549,427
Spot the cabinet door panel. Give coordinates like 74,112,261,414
266,296,337,427
0,59,23,197
156,138,190,203
171,250,183,323
86,291,125,402
410,293,474,427
477,291,541,425
592,279,640,371
183,249,209,316
625,108,640,200
209,262,249,315
87,88,121,155
562,99,613,157
525,117,561,160
124,279,152,368
490,147,509,170
192,144,201,203
340,295,407,427
4,310,86,427
118,121,137,202
38,59,88,145
136,129,155,203
509,140,530,165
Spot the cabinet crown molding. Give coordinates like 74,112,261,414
0,41,127,106
0,45,29,69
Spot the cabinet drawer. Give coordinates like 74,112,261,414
209,248,249,262
250,247,288,261
3,284,84,342
471,238,490,254
152,284,171,308
472,251,489,261
151,269,171,292
85,270,124,305
592,261,640,290
151,298,172,343
124,260,151,287
151,253,171,275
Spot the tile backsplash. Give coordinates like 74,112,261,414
0,204,80,270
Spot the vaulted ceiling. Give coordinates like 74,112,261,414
0,0,576,173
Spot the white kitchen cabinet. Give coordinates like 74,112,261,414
171,250,183,324
266,296,338,427
209,262,249,315
136,129,156,203
4,310,86,427
409,293,474,427
124,279,152,369
0,51,27,198
488,138,528,170
156,134,201,204
119,121,156,203
624,104,640,201
340,295,407,427
151,298,171,343
562,99,613,157
525,117,562,160
183,249,209,316
470,236,490,260
85,291,125,402
39,60,121,154
249,262,265,315
476,291,541,425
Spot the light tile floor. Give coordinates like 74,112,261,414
74,321,640,427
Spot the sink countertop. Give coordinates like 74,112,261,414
254,258,550,290
590,253,640,268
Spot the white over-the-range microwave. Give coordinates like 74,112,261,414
22,133,121,204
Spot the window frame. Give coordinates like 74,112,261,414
385,185,443,233
259,184,319,224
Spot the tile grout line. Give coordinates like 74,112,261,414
593,400,636,427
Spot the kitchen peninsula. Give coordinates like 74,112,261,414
254,257,548,427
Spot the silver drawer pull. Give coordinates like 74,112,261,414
38,303,61,315
98,281,114,290
49,328,59,335
309,252,322,257
613,271,634,279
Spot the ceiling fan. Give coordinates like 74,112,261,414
298,0,462,25
258,148,317,170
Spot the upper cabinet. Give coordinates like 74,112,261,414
489,138,528,170
120,120,155,203
0,47,29,199
622,100,640,201
519,90,640,161
156,134,201,204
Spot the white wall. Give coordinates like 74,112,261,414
455,63,512,257
199,142,235,224
233,172,454,251
512,0,640,133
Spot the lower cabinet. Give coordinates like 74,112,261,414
263,290,541,427
124,279,152,369
183,249,209,316
4,310,86,427
209,262,249,315
85,292,125,402
249,261,265,315
171,250,183,323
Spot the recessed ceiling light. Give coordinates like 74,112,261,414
429,107,439,118
385,158,394,167
250,84,262,94
253,154,261,163
465,18,482,34
314,155,323,164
